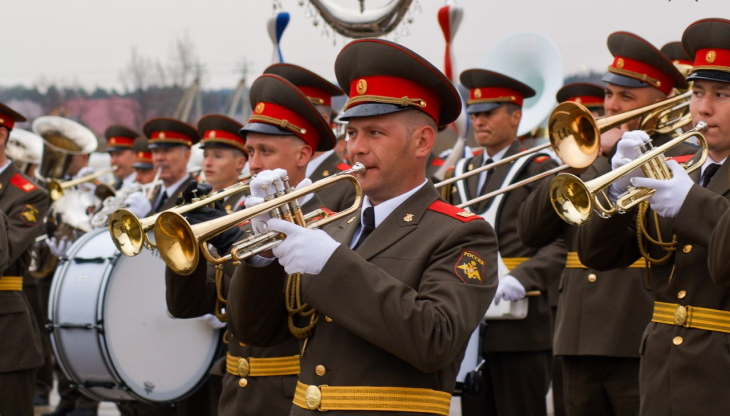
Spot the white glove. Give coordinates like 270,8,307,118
124,191,152,218
608,131,651,202
249,169,288,198
195,313,227,329
47,236,72,258
631,160,693,218
268,218,340,275
245,175,313,235
494,275,526,305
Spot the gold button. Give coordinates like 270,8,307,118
682,244,692,253
315,365,326,376
238,378,248,388
325,316,333,322
587,273,597,283
673,336,683,346
678,290,687,299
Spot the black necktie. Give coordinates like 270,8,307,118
479,158,494,196
354,207,375,249
701,163,721,188
155,190,168,212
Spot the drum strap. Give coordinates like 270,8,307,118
0,276,22,291
293,381,451,415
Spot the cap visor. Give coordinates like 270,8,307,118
466,102,503,114
338,103,413,121
239,122,295,137
602,72,650,89
687,70,730,83
148,141,189,149
133,163,154,170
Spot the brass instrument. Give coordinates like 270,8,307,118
47,167,118,201
154,163,365,275
550,121,707,227
108,179,250,257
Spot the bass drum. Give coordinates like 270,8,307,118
48,227,221,403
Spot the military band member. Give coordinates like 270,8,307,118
519,82,652,416
577,18,730,415
661,41,694,81
264,63,356,212
447,69,564,416
105,125,140,189
227,39,498,416
0,102,50,416
132,137,156,185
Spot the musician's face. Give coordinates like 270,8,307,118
152,146,190,186
134,168,156,185
469,105,521,155
604,84,665,130
202,147,247,191
691,80,730,161
109,149,135,181
245,134,312,187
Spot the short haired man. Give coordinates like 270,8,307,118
104,125,140,189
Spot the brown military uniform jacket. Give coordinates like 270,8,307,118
450,140,564,352
309,151,356,213
0,164,49,373
166,193,325,416
576,149,730,415
519,153,653,357
227,184,498,416
147,174,195,215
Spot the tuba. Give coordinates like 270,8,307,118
32,116,98,180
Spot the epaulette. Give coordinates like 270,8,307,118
336,162,351,171
533,155,551,163
669,154,693,164
430,158,445,167
427,200,483,222
10,173,38,193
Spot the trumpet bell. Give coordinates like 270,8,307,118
108,208,146,257
549,102,601,170
549,173,593,226
154,212,199,276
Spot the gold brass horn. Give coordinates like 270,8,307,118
154,163,365,275
108,180,250,257
47,167,117,201
549,121,707,227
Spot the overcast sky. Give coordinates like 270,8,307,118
2,0,726,92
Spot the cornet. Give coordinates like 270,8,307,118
154,163,365,275
550,121,707,226
108,179,250,257
47,167,118,201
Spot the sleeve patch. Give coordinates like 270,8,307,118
455,249,486,285
427,200,484,222
20,204,39,225
10,173,37,192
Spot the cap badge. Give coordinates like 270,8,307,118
255,102,265,114
210,131,216,138
575,97,582,104
137,152,144,158
474,88,482,99
706,50,717,64
159,132,166,139
616,58,625,69
356,79,368,95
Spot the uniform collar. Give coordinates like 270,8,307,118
482,143,511,164
0,160,11,176
306,149,335,178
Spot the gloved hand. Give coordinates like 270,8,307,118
631,160,693,218
249,169,288,199
184,206,243,254
245,172,312,235
124,191,152,218
176,180,213,205
494,275,526,305
195,313,227,330
47,236,72,258
74,166,97,192
608,131,651,202
269,218,340,275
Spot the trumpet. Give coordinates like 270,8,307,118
550,121,707,226
154,163,365,275
47,167,118,201
108,179,250,257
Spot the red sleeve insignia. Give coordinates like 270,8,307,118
10,173,37,192
20,204,39,225
455,249,486,285
428,200,484,222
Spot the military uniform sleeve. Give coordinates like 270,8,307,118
518,174,562,248
165,258,222,318
300,219,498,373
575,208,642,271
672,185,730,249
0,212,9,274
6,188,48,266
709,206,730,290
509,237,566,292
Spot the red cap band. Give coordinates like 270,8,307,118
107,137,135,148
0,113,15,130
297,86,332,107
468,87,524,106
693,48,730,72
202,130,247,153
345,75,442,123
609,56,675,95
149,130,194,146
566,95,604,106
248,102,321,150
136,151,153,164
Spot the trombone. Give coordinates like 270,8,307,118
47,166,118,201
550,121,707,227
154,163,365,275
108,179,250,257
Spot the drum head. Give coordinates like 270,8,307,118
103,232,220,403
